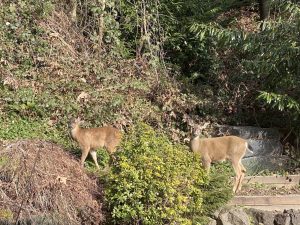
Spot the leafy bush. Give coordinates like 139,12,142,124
104,123,206,224
201,162,234,217
104,123,233,225
190,1,300,127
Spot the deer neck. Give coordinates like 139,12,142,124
71,125,81,140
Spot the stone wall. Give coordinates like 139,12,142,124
216,126,292,174
208,207,300,225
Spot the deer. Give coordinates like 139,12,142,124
190,124,252,193
69,118,122,169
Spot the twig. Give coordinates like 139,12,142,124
282,127,294,144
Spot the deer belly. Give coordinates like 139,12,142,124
91,140,105,149
211,154,226,162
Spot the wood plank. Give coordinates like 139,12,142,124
230,195,300,206
243,175,300,185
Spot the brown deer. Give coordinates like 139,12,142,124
190,135,252,193
69,118,122,169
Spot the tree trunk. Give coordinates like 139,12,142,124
98,0,106,51
258,0,270,21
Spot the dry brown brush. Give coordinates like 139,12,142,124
0,140,103,225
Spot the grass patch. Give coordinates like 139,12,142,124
0,115,72,149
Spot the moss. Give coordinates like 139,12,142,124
0,209,13,220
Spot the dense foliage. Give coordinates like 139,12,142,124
190,1,300,124
1,0,300,143
104,123,232,225
95,0,300,131
1,0,299,224
105,123,207,224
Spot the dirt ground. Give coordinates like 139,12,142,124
0,140,103,225
237,184,300,196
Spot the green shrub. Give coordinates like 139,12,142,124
104,123,207,225
201,162,234,217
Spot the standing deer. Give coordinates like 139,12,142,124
190,135,252,193
69,118,122,169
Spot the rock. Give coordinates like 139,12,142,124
217,207,250,225
207,218,217,225
242,156,291,174
246,208,300,225
246,208,277,225
274,213,290,225
216,126,281,140
246,139,283,156
214,125,293,175
278,209,300,225
210,207,300,225
288,209,300,225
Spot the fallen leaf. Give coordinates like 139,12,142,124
77,91,89,102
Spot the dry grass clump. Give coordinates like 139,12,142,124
0,140,103,225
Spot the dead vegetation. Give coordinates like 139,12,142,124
0,140,103,225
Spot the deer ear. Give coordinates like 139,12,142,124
77,117,85,125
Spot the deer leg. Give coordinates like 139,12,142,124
106,146,113,154
237,171,245,192
231,161,242,193
240,162,246,173
106,142,117,154
237,161,246,191
90,150,100,169
80,147,90,168
201,156,212,173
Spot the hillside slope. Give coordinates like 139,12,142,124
0,2,209,150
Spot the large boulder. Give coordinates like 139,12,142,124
246,209,278,225
215,207,250,225
215,125,292,174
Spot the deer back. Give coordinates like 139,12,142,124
191,136,247,161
